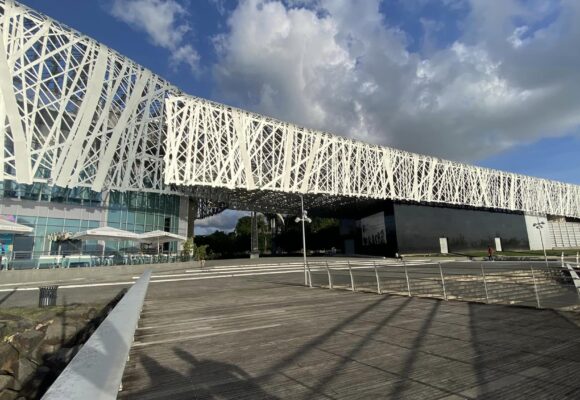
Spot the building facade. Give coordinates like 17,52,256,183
1,0,579,264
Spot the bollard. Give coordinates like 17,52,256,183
39,285,58,307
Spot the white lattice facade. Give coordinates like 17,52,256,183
0,0,180,193
1,0,580,222
165,96,580,218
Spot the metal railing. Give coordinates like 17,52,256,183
306,260,580,310
0,250,189,270
42,270,152,400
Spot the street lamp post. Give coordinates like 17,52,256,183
295,194,311,286
533,219,549,269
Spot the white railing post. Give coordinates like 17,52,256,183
562,252,565,267
481,263,489,303
373,261,381,294
348,260,356,292
325,261,333,290
403,259,411,297
576,252,579,266
438,262,447,300
306,262,313,288
530,265,541,309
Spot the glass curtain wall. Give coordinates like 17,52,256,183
0,183,182,258
107,192,180,253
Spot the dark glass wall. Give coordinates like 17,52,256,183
356,203,399,257
394,203,529,253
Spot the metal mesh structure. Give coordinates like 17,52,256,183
165,96,580,217
0,0,179,193
1,0,580,218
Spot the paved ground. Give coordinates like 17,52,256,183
0,257,330,307
0,257,439,307
120,274,580,399
0,258,571,309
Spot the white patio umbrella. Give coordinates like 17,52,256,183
0,217,33,234
139,230,187,255
72,226,141,255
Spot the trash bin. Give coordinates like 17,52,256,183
38,285,58,307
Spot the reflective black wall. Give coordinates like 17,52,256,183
394,203,530,253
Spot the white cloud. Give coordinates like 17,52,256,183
110,0,199,72
507,26,529,48
212,0,580,162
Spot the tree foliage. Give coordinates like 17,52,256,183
195,214,342,258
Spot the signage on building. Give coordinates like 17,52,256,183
361,212,386,246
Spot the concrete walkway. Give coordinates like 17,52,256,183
0,257,419,307
120,274,580,399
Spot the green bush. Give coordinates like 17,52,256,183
195,244,209,261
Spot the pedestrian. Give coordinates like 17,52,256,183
487,245,494,261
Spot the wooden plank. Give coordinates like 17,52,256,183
119,274,580,399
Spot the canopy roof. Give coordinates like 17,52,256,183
139,230,187,244
71,226,141,241
0,217,33,234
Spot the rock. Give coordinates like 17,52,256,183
0,322,8,338
46,346,81,369
15,320,32,331
85,308,98,320
32,343,57,363
0,315,20,323
0,388,19,400
37,310,58,324
0,344,19,374
11,330,44,358
58,309,80,320
16,358,37,384
8,375,21,391
0,320,19,342
17,365,52,399
43,323,78,345
0,374,15,391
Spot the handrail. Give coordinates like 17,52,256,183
307,261,580,310
565,263,580,291
42,270,152,400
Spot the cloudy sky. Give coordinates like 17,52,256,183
23,0,580,233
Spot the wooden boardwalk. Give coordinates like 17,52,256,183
120,273,580,399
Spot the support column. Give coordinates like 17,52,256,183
250,211,259,259
270,215,277,255
187,198,198,239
